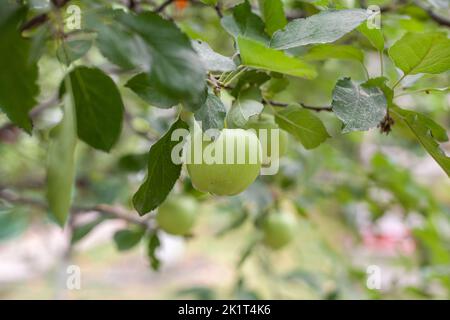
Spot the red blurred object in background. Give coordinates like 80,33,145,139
175,0,189,11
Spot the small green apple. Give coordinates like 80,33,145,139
186,128,262,196
261,211,296,250
156,196,198,235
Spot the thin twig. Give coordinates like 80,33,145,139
0,188,153,229
377,0,450,28
392,74,406,90
90,204,153,229
21,13,49,32
155,0,173,12
127,0,139,11
214,3,223,18
264,99,333,112
0,189,47,210
51,0,72,8
413,0,450,28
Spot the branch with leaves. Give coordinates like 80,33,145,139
0,0,449,280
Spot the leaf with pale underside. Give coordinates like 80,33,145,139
226,88,264,129
194,93,227,131
271,9,373,50
192,40,236,72
331,78,387,133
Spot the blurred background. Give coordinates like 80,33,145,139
0,0,449,299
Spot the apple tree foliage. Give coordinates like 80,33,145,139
0,0,449,298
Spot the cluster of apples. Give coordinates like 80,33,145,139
156,196,296,250
155,114,296,250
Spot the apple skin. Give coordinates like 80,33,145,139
261,211,296,250
186,129,262,196
246,114,288,166
156,196,198,235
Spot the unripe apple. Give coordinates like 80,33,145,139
261,211,296,250
156,196,198,235
246,114,288,166
186,129,262,196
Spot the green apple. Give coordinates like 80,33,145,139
261,211,296,250
186,128,262,196
246,114,288,166
156,196,198,235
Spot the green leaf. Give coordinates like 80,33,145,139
238,37,317,79
370,152,434,211
0,207,29,241
221,1,270,44
274,104,330,149
258,0,287,36
147,232,161,271
65,66,124,152
177,287,216,300
133,118,189,215
283,270,322,293
47,89,77,226
113,227,145,251
56,39,92,66
125,73,178,108
118,153,149,172
389,32,450,76
95,20,150,70
200,0,218,4
231,70,270,98
331,78,387,133
270,9,372,50
194,93,227,131
118,11,206,110
216,210,248,237
71,216,108,244
363,77,394,104
304,44,364,63
358,22,384,51
391,106,450,177
261,77,290,100
192,40,236,72
226,88,264,129
0,3,39,133
237,236,259,268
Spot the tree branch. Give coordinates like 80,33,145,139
20,13,49,32
264,99,333,112
0,188,154,230
214,2,223,18
376,0,450,28
155,0,174,12
51,0,71,8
